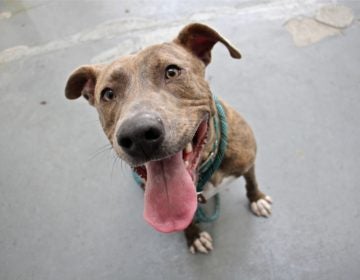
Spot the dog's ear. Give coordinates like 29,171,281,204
65,64,104,106
174,23,241,65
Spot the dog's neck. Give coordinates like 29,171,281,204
197,96,228,191
200,115,219,168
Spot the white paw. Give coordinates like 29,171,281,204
251,196,273,217
189,231,213,254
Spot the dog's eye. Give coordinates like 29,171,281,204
101,88,115,102
165,65,181,80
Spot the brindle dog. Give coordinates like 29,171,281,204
65,23,272,254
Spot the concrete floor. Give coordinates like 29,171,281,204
1,0,360,279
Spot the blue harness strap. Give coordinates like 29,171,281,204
132,95,228,224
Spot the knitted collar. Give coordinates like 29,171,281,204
196,95,228,192
195,95,228,223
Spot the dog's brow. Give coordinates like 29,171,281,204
109,68,131,88
158,46,186,62
142,44,185,64
110,68,127,81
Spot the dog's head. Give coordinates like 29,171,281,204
65,23,240,233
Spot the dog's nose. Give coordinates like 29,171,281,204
117,113,165,158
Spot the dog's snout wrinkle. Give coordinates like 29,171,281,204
117,113,165,160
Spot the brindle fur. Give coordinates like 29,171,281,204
65,23,271,253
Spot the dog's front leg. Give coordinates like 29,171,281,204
184,222,213,254
244,165,273,217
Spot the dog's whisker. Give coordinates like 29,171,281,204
94,143,112,151
110,154,118,179
111,152,126,179
88,144,113,161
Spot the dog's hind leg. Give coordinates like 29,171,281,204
184,222,213,254
243,165,272,217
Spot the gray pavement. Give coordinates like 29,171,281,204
1,1,360,279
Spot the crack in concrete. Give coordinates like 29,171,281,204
315,5,354,28
285,4,354,47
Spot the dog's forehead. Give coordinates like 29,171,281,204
137,42,190,61
97,42,203,87
109,42,191,69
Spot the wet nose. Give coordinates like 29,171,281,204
117,113,165,158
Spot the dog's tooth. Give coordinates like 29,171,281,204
184,161,189,167
185,143,193,153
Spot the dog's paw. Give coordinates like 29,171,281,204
250,196,273,217
189,231,213,254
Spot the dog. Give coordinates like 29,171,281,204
65,23,272,254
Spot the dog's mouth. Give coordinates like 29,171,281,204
133,117,209,233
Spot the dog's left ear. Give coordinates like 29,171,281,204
174,23,241,66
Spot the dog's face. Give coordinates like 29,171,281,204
94,42,212,167
66,23,240,233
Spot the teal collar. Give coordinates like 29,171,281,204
196,95,228,192
195,95,228,223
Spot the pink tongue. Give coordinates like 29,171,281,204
144,151,197,233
